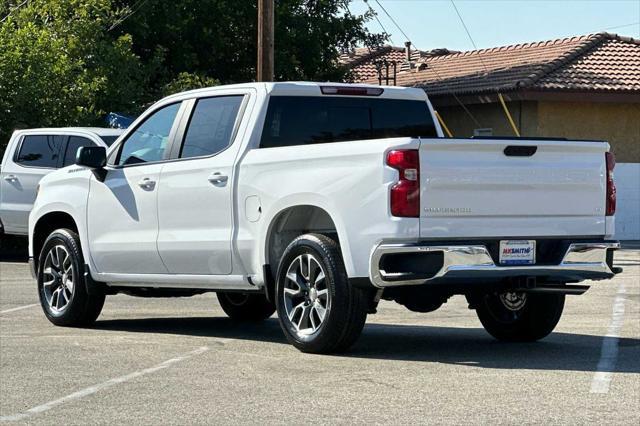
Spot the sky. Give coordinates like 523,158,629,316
348,0,640,51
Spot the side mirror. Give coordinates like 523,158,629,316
76,146,106,169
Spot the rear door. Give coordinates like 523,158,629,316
0,133,64,234
157,93,250,275
419,138,608,238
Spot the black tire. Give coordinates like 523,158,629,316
217,292,275,321
37,229,105,326
275,233,368,354
475,290,565,342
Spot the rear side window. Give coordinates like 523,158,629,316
260,96,437,148
15,135,64,168
63,136,95,167
180,96,244,159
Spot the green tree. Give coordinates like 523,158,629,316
0,1,19,17
161,72,220,97
0,0,384,152
113,0,384,97
0,0,144,151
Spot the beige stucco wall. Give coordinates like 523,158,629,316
537,101,640,163
436,101,538,139
435,100,639,163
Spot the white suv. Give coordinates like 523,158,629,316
1,128,122,236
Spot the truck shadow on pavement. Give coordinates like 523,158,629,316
0,235,29,262
94,317,640,374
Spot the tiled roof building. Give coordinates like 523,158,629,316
343,33,640,96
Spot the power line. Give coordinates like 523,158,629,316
362,0,395,46
429,80,482,128
597,21,640,32
108,0,150,32
361,0,636,131
367,0,481,127
355,1,483,127
374,1,483,127
450,0,492,74
450,0,522,133
0,0,29,23
373,0,417,49
449,1,477,50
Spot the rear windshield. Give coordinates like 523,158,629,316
99,135,119,146
260,96,437,148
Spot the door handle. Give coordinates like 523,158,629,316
137,178,156,190
3,174,17,182
208,172,228,185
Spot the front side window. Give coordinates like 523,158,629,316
117,103,180,165
260,96,438,148
63,136,95,167
16,135,64,168
180,96,244,159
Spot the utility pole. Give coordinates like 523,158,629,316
257,0,274,82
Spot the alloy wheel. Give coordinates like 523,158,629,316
282,253,330,335
42,245,74,313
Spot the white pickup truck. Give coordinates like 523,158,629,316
28,82,620,353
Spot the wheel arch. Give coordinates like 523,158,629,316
262,204,351,300
31,211,79,271
265,204,341,267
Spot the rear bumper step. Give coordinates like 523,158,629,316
522,284,590,295
370,241,620,288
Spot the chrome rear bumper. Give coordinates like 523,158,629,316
369,241,620,288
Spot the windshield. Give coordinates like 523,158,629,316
260,96,437,148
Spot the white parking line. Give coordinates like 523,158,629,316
0,346,209,422
0,304,38,314
590,282,627,394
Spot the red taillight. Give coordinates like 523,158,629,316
605,152,616,216
386,149,420,217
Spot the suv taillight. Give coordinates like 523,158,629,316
386,149,420,217
605,152,616,216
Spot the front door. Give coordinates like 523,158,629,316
87,102,182,274
157,95,247,274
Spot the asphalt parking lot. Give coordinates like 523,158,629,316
1,249,638,425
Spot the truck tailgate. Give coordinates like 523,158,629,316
419,138,608,238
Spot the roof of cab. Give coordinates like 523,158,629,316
15,127,124,136
264,82,427,100
163,81,428,102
